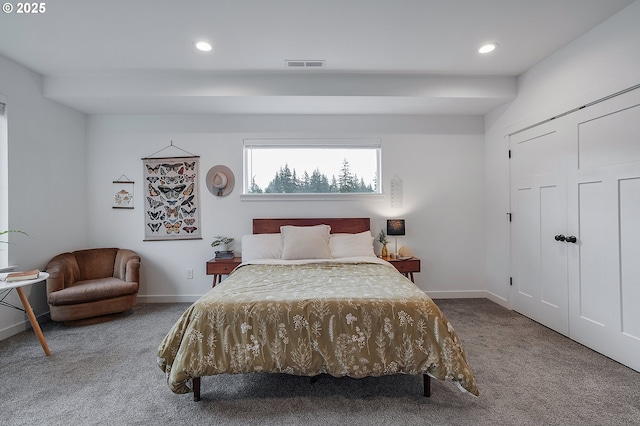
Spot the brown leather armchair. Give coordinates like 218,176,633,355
45,248,140,325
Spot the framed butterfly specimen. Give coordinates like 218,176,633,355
113,177,134,209
142,155,202,241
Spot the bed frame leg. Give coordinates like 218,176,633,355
193,377,201,402
423,374,431,397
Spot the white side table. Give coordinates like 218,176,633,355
0,271,51,356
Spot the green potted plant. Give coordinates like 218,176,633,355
0,229,28,244
211,236,234,252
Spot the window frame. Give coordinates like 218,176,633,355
0,95,8,269
242,138,383,201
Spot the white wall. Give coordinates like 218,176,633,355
86,114,486,301
484,0,640,306
0,54,87,339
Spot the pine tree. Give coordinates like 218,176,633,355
338,159,353,192
259,159,374,194
249,176,263,193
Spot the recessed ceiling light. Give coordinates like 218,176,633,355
478,43,498,54
195,41,213,52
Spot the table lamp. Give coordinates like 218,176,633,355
387,219,406,258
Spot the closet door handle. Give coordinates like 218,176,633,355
566,236,577,243
554,234,566,241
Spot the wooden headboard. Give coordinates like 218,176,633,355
253,218,370,234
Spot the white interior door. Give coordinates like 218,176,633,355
567,89,640,372
510,120,570,336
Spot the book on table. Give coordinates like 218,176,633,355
214,250,235,259
4,269,40,282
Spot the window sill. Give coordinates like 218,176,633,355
241,193,385,202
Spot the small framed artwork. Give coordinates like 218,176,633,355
113,178,135,209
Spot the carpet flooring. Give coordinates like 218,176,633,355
1,299,639,425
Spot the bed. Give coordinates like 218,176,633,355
157,218,479,401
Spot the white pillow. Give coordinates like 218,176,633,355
241,233,283,261
329,231,376,258
280,224,332,260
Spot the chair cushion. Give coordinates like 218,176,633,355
48,277,138,306
73,248,119,281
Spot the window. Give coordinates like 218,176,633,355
243,139,381,198
0,96,8,268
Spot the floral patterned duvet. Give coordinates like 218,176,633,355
157,258,479,397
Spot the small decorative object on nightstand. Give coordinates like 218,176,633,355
386,218,406,258
206,257,242,287
377,229,389,257
383,256,420,283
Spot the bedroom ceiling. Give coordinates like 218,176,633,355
0,0,634,115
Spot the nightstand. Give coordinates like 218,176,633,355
382,256,421,283
206,257,242,287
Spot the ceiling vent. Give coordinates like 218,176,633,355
286,60,325,68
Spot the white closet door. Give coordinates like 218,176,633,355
510,120,570,335
567,89,640,372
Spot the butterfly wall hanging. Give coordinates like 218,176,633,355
142,153,201,241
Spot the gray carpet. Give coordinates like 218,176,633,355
1,299,639,425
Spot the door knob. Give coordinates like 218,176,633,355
566,235,577,243
554,234,566,241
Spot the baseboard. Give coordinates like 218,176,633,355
427,290,487,299
138,294,202,303
0,311,51,341
486,291,510,309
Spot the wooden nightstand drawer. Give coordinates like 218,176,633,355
206,257,242,287
382,257,421,282
392,258,420,273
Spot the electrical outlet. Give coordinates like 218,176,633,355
186,268,193,279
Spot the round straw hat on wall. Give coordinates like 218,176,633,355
206,165,235,197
